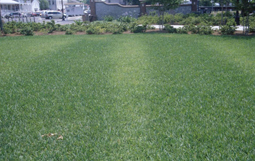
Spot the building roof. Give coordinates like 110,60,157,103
0,0,20,4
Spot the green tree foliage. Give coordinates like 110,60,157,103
146,0,182,29
147,0,182,10
200,0,212,6
39,0,49,10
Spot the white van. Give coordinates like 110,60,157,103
45,11,66,19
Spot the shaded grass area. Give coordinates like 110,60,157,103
0,34,255,160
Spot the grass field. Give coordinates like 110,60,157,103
0,34,255,160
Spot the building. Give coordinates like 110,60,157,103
48,0,68,10
15,0,40,12
65,2,84,16
0,0,39,15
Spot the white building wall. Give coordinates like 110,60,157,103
48,0,67,10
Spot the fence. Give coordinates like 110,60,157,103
90,0,196,21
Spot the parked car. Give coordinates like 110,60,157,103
45,11,66,19
35,11,43,16
5,12,26,18
30,12,38,17
41,10,49,18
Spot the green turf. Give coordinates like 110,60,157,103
0,34,255,160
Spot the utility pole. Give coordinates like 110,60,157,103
211,0,213,13
0,0,3,31
61,0,65,21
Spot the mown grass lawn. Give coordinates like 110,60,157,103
0,34,255,160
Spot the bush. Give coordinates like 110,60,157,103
20,26,34,36
59,25,68,31
133,26,145,33
147,25,156,30
197,24,213,35
138,15,159,24
220,21,236,35
86,27,94,34
174,13,184,23
142,22,148,31
164,24,177,33
108,23,124,34
3,26,11,34
220,25,236,35
129,22,145,33
117,16,135,23
94,26,105,34
104,15,114,22
112,28,123,34
86,26,105,34
164,14,174,24
74,20,83,26
176,26,188,34
249,20,255,32
65,29,74,35
30,22,43,31
70,24,86,32
46,20,56,32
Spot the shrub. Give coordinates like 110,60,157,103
46,20,56,32
104,15,114,22
164,13,174,24
3,26,11,34
117,16,135,23
142,22,148,31
176,26,188,34
74,20,83,26
197,24,213,35
164,24,177,33
249,20,255,32
31,22,43,31
220,25,236,35
70,24,86,32
185,24,196,34
65,29,74,35
174,13,184,23
59,25,68,31
133,26,145,33
138,15,159,24
112,28,123,34
108,24,124,34
129,22,138,32
86,27,94,34
220,21,236,35
20,26,34,36
147,25,156,30
94,26,105,34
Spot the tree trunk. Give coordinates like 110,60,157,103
221,0,223,25
235,0,240,25
235,10,240,25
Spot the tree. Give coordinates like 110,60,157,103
233,0,255,33
39,0,49,10
146,0,183,29
200,0,212,6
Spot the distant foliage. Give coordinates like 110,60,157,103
39,0,49,10
138,12,236,26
